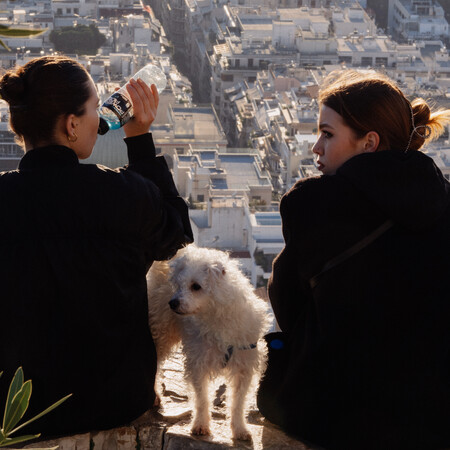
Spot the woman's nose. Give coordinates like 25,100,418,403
312,139,322,155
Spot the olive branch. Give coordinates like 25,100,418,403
0,25,47,51
0,368,71,448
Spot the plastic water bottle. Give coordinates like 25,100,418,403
97,64,167,135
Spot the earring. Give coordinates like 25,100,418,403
67,132,78,143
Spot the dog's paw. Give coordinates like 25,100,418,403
191,424,211,436
153,393,161,408
232,427,252,441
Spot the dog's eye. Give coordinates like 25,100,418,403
191,282,202,291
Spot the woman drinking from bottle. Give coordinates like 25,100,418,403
0,55,193,438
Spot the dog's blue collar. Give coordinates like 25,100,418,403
224,343,257,366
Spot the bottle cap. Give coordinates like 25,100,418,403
97,117,109,135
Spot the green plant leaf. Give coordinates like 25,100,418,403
10,393,72,436
0,39,10,51
0,433,41,446
3,380,32,434
0,28,46,37
3,367,24,431
0,26,46,51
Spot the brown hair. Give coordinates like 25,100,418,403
318,70,450,152
0,56,91,147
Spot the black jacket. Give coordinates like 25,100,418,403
258,149,450,450
0,133,193,437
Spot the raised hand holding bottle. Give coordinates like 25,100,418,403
98,64,166,135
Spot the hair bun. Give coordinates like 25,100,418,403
411,99,431,126
407,98,450,151
0,72,27,106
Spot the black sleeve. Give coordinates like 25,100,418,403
124,133,193,261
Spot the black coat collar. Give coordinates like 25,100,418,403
19,145,79,171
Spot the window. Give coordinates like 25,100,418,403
221,73,234,82
176,147,184,154
197,194,204,202
235,59,240,68
339,56,352,64
248,58,253,68
155,147,162,155
375,57,388,66
361,57,373,66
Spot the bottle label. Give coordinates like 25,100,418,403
102,92,133,126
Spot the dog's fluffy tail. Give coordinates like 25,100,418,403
147,260,182,362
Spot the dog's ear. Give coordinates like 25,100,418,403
169,256,185,283
204,261,226,279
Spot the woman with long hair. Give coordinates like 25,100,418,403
258,70,450,450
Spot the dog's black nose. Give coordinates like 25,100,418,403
169,298,180,310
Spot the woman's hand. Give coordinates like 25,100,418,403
123,78,159,138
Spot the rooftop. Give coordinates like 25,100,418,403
239,17,273,33
277,8,329,23
336,36,390,53
254,212,282,226
219,154,272,188
178,150,272,191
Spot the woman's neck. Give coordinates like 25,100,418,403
24,137,66,152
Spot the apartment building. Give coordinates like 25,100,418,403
173,144,278,285
248,210,283,287
331,5,377,37
111,14,161,54
174,147,272,205
217,63,322,191
51,0,96,18
151,105,228,159
209,33,298,141
209,3,380,142
0,121,24,171
389,0,449,41
188,197,283,287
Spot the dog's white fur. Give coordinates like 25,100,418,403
147,245,272,440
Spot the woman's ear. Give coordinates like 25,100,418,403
363,131,380,153
64,113,77,136
51,113,76,147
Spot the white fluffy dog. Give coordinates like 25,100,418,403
147,245,272,440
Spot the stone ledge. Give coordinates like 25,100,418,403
22,417,317,450
18,352,320,450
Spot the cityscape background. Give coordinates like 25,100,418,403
0,0,449,288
